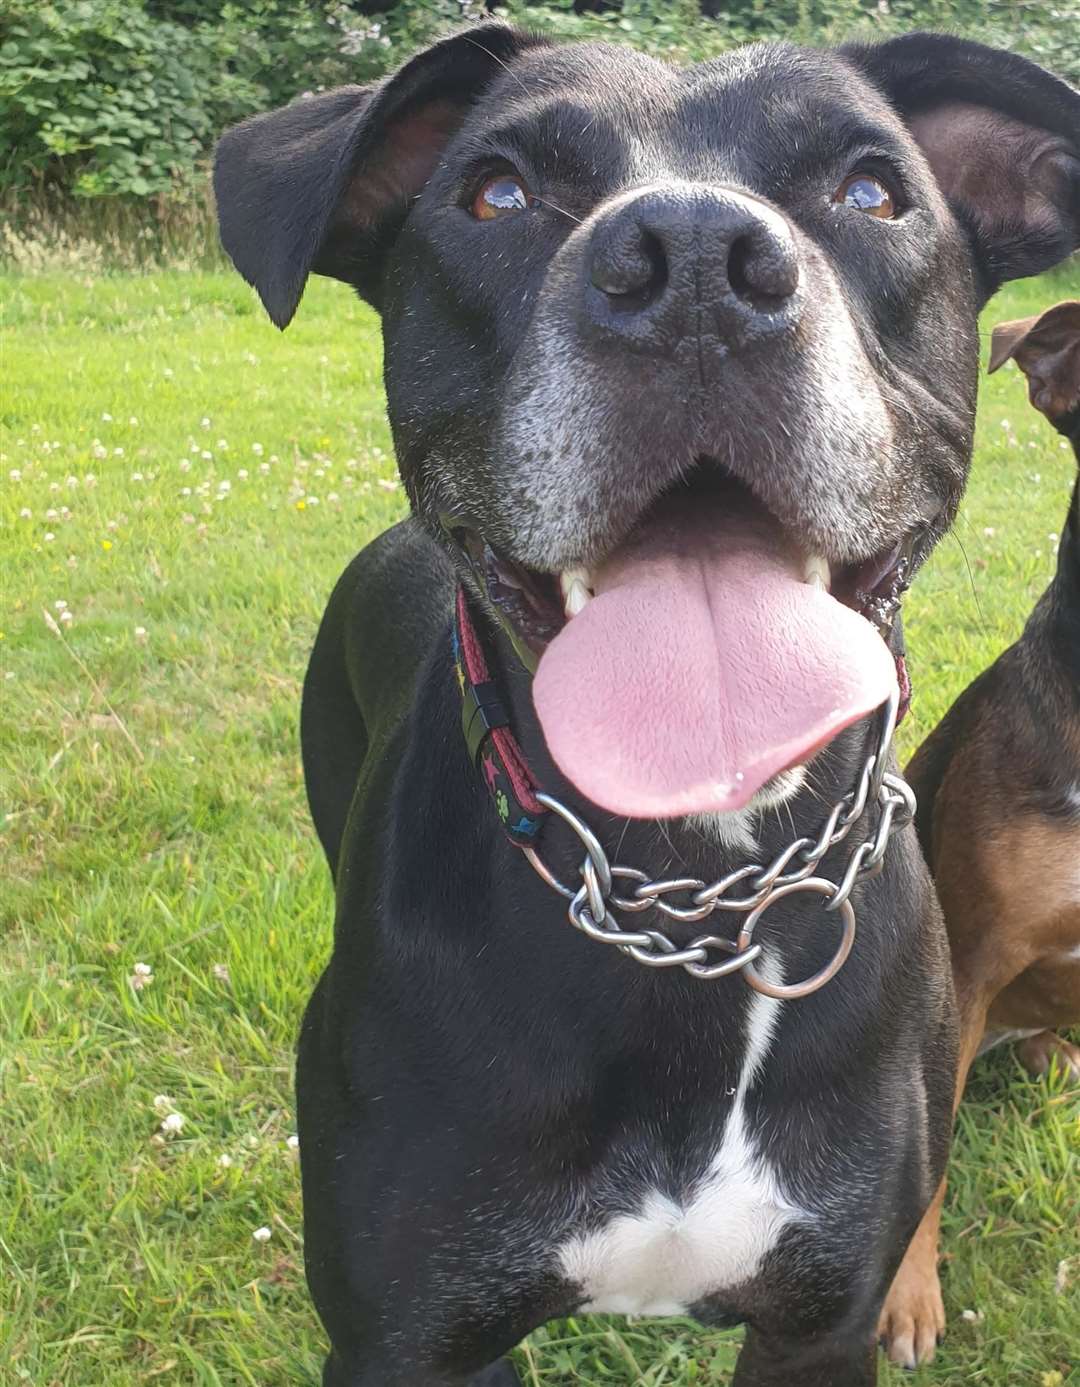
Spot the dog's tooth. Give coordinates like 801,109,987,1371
559,565,592,599
564,580,592,618
803,555,830,591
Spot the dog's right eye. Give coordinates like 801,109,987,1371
470,175,535,221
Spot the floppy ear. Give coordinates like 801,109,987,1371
213,23,545,328
844,34,1080,296
989,300,1080,426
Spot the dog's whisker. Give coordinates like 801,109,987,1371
534,197,583,225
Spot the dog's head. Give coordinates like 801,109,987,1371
216,26,1080,820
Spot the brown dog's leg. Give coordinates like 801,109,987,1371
876,1001,990,1369
1015,1030,1080,1079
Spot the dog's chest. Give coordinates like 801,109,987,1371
554,1138,803,1316
553,982,812,1316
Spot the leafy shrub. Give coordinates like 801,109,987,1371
1,0,1077,207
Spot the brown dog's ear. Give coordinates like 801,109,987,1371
213,24,546,328
844,34,1080,298
988,300,1080,425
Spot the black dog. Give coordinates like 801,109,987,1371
215,25,1080,1385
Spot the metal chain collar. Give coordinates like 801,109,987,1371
521,687,916,1000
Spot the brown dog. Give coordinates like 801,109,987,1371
878,299,1080,1367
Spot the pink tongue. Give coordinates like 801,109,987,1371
533,494,897,818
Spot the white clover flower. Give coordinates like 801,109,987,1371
19,507,31,519
201,417,210,428
212,963,230,983
160,1112,185,1137
153,1094,173,1114
252,443,263,455
217,1152,233,1168
286,1134,300,1151
59,610,73,625
134,627,147,641
44,532,55,543
9,468,21,480
102,412,113,422
237,468,248,480
130,962,154,991
252,1226,272,1243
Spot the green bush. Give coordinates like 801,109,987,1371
1,0,1077,206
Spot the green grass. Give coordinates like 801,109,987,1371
2,262,1078,1387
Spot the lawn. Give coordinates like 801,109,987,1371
2,260,1078,1387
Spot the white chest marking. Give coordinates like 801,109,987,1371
556,966,811,1315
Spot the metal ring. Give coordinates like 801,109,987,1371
867,685,899,807
535,791,612,897
736,877,856,999
521,845,576,900
582,853,608,924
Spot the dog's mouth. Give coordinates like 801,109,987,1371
446,467,923,819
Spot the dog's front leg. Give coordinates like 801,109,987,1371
323,1352,520,1387
733,1324,877,1387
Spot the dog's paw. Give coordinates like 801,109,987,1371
1015,1030,1080,1082
877,1254,946,1370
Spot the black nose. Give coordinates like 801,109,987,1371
585,185,800,350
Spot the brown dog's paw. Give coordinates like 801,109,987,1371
1015,1030,1080,1081
877,1253,946,1370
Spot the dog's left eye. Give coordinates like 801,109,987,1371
833,174,896,219
471,175,535,221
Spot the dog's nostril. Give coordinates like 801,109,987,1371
590,229,667,309
728,230,799,306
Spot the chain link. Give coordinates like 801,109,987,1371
520,687,916,998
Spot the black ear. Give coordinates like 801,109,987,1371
213,23,546,328
845,33,1080,296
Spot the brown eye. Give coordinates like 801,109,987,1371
834,174,896,219
471,174,533,221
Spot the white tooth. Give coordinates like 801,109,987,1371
803,555,830,591
559,565,592,599
564,580,592,617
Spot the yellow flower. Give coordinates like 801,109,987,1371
102,539,113,550
295,500,306,511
